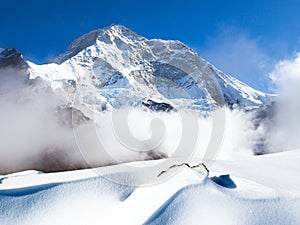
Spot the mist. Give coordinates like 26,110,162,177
0,68,263,174
0,68,81,173
71,106,259,169
267,54,300,151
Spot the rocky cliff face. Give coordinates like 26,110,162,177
0,48,28,70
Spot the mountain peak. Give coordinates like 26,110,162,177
106,24,134,33
50,25,143,64
32,24,274,112
104,24,143,40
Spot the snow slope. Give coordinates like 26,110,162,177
0,149,299,225
27,25,275,115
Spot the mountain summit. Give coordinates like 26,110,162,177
20,25,274,114
51,25,145,65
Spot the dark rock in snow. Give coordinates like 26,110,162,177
0,48,29,70
142,99,175,112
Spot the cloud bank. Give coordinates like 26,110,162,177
267,54,300,151
0,68,265,174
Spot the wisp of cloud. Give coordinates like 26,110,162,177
267,53,300,151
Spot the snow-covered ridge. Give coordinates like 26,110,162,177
26,25,274,114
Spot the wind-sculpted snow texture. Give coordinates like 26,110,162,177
0,150,299,225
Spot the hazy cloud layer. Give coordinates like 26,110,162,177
0,67,260,174
0,67,278,174
267,53,300,151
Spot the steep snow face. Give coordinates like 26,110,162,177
28,25,274,113
210,64,276,107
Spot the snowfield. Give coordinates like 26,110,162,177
0,149,299,225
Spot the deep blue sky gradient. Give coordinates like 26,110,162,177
1,0,300,92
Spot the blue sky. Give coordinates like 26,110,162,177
1,0,300,92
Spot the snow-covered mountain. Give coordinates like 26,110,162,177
0,25,277,173
21,25,274,115
1,26,299,225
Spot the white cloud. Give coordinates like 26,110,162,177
267,53,300,151
269,53,300,88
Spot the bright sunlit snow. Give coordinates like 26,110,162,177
0,150,299,225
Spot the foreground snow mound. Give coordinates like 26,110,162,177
0,150,299,225
146,177,299,225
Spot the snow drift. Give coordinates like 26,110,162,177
0,149,299,225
